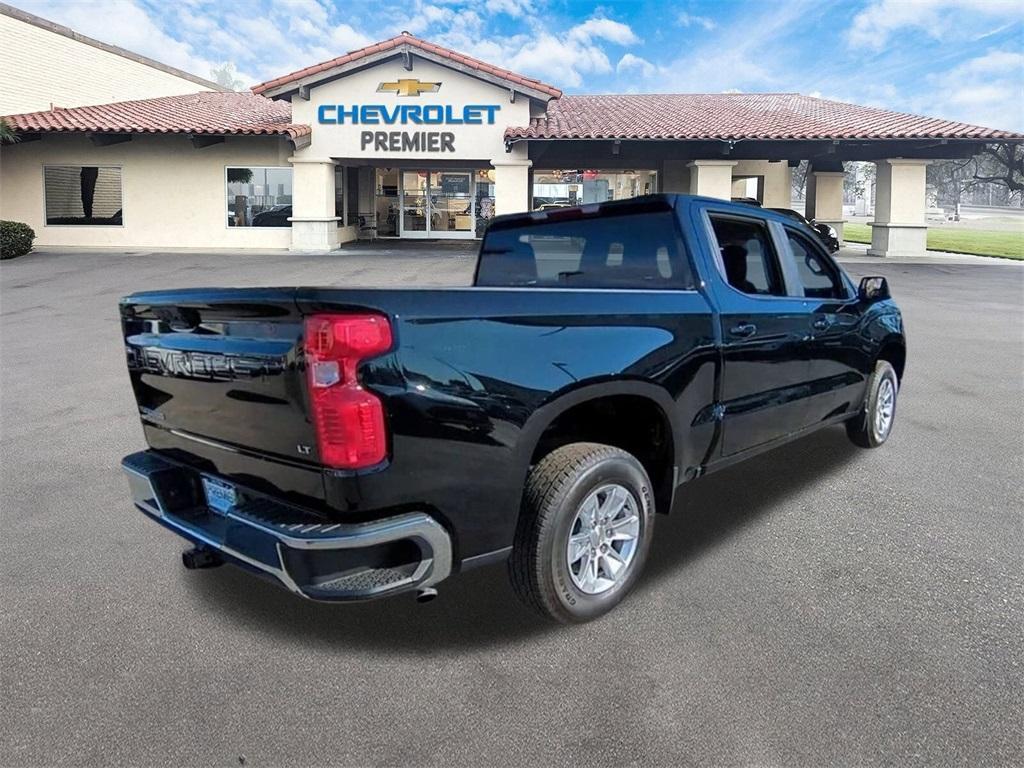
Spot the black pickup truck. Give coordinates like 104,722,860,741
120,195,905,623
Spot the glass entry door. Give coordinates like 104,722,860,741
401,171,428,236
399,170,475,238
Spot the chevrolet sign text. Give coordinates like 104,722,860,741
317,103,502,153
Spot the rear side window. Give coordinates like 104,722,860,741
708,215,785,296
785,229,846,299
475,210,693,289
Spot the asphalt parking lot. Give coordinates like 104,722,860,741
1,245,1021,767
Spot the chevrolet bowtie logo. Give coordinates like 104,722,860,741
377,78,441,97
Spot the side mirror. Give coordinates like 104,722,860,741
858,276,890,302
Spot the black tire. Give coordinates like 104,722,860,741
846,359,899,448
508,442,655,623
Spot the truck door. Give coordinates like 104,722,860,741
703,211,817,456
778,226,869,423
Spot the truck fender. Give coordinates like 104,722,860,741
511,378,683,504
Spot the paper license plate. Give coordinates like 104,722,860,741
202,476,237,515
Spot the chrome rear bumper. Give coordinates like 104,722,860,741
122,450,452,601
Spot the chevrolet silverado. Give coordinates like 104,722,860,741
120,194,905,623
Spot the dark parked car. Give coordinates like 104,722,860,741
251,204,292,227
119,195,905,623
769,207,841,253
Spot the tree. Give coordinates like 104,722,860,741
210,62,244,91
844,161,874,202
227,168,253,184
791,161,808,199
927,158,974,212
928,142,1024,210
0,117,19,144
970,143,1023,195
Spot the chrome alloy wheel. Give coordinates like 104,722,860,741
566,483,641,595
874,376,896,439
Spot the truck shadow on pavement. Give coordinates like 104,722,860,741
187,427,860,650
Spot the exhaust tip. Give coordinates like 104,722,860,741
182,546,223,570
416,587,438,604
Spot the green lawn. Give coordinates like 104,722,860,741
843,222,1024,260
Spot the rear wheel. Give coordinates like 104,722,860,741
846,359,899,448
508,442,654,623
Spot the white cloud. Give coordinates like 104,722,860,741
487,0,534,17
505,33,613,86
329,23,373,51
19,0,645,92
569,17,640,46
848,0,1024,49
617,53,656,78
277,0,330,27
677,11,716,30
431,13,641,88
918,49,1024,130
655,0,820,92
22,0,233,83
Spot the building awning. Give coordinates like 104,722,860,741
1,92,312,146
505,93,1024,143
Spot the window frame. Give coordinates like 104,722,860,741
702,209,793,300
780,225,851,301
224,165,294,230
42,164,125,228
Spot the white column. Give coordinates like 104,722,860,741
761,162,792,209
688,160,737,200
491,147,532,216
869,159,929,258
808,170,846,243
288,156,340,251
727,160,791,208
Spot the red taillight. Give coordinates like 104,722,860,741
304,313,392,469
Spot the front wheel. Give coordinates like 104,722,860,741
846,359,899,448
508,443,654,623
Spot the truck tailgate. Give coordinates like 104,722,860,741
120,288,316,477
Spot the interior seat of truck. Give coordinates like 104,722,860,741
722,244,759,294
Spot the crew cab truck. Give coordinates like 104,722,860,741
120,195,905,623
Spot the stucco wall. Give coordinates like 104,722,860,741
731,159,792,208
0,133,293,248
0,12,216,116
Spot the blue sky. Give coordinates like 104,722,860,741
18,0,1024,130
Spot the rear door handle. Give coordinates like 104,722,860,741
812,317,832,331
729,323,757,338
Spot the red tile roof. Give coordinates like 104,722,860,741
251,32,562,99
4,88,1019,148
1,92,310,141
505,93,1023,141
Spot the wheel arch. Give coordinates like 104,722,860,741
877,335,907,382
513,380,682,516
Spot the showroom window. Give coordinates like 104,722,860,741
226,167,293,227
44,166,123,225
532,169,657,210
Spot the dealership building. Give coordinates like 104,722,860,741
1,10,1021,257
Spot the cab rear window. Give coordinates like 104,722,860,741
475,210,694,289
